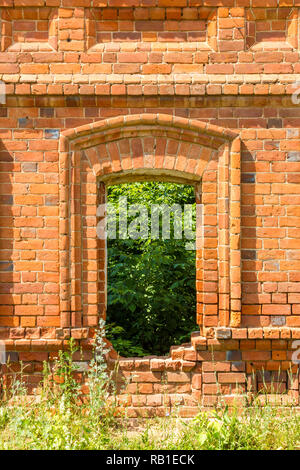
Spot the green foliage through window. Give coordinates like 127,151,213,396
106,181,197,357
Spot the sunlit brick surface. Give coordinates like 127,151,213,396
0,0,300,415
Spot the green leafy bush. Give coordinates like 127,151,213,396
106,182,198,356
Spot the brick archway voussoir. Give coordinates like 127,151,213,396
60,113,238,184
83,134,218,184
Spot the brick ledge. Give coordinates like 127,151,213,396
0,326,300,353
0,74,300,96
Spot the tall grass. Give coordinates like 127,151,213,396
0,325,299,450
1,397,300,450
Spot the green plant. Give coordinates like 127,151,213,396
87,318,116,418
0,324,119,450
0,384,300,449
53,337,81,404
1,325,299,450
107,181,198,356
105,323,148,357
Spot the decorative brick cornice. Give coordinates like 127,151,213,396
0,74,299,96
2,1,300,7
0,3,299,95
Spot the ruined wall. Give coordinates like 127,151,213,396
0,0,300,415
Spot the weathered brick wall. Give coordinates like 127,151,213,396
0,0,300,415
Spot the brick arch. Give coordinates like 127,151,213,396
83,135,216,185
59,114,241,337
61,113,237,180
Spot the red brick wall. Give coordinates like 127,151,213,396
0,0,300,414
